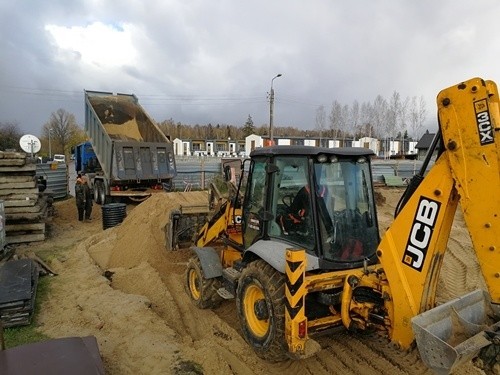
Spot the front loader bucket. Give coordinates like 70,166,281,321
412,289,498,375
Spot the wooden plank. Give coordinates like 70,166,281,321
25,251,58,275
6,233,45,244
0,159,26,167
0,152,26,159
5,223,45,233
0,176,34,183
3,200,37,208
0,188,38,196
6,208,47,222
5,201,46,214
0,194,39,202
0,165,36,173
0,181,37,190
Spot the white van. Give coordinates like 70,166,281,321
53,154,66,163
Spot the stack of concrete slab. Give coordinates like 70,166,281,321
0,258,39,327
0,152,49,244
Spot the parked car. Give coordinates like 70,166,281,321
53,154,66,163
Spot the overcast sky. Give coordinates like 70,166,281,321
2,0,500,139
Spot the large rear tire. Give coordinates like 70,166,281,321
236,260,288,362
185,256,222,309
94,180,107,205
94,181,102,205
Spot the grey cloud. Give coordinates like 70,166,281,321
2,0,500,136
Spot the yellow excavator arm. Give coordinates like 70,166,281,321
373,78,500,372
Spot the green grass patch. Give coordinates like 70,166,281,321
3,275,52,348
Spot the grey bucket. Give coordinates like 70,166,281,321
412,289,499,374
102,203,127,230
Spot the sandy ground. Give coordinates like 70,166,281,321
12,188,490,375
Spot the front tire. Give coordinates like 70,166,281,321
185,256,222,309
236,260,287,362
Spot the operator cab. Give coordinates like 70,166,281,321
242,146,379,270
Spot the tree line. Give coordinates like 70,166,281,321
0,90,427,156
316,93,427,143
159,90,427,143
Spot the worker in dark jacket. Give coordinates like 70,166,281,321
75,174,93,221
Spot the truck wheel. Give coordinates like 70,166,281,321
236,260,287,362
94,181,102,204
185,256,222,309
94,181,108,205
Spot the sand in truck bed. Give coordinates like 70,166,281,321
14,189,488,375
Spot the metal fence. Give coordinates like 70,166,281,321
172,159,222,191
371,159,434,185
173,157,431,191
36,162,69,199
38,158,429,197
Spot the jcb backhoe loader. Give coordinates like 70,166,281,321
184,77,500,374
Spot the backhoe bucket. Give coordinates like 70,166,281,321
411,289,498,375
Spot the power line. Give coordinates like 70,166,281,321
0,85,268,104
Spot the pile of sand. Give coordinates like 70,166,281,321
88,191,208,271
103,120,143,141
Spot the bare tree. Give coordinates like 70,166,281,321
329,100,343,139
371,95,387,139
409,95,427,140
386,91,400,137
43,109,80,156
0,122,23,151
340,104,350,143
348,100,360,139
399,97,410,133
358,101,372,137
315,105,326,146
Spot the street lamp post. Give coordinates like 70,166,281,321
48,128,52,159
269,73,282,144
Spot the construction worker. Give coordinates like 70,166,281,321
75,174,93,222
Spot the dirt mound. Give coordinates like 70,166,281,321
88,191,208,270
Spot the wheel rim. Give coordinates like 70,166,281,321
244,283,269,338
188,269,201,300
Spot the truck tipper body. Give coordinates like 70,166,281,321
82,90,176,204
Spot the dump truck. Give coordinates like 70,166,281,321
82,90,177,204
185,77,500,374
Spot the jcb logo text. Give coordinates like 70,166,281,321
402,197,440,271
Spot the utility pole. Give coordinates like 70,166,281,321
48,128,52,159
269,73,282,144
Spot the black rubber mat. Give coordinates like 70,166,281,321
0,259,38,327
0,336,105,374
